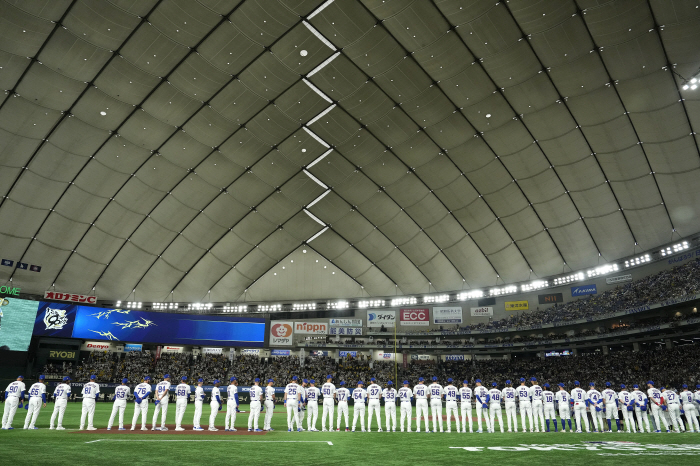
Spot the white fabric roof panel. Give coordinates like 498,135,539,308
0,0,698,302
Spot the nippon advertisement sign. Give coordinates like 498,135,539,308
124,343,142,352
43,291,97,304
470,306,493,317
339,351,357,357
202,347,223,355
367,310,396,327
400,308,429,326
445,355,465,361
294,321,328,334
571,284,597,297
270,321,294,346
329,327,362,335
329,318,362,327
162,346,183,353
433,306,463,324
82,341,113,351
271,349,291,356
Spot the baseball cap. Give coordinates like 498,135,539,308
491,382,497,387
309,379,315,384
447,378,453,383
589,382,595,386
164,374,170,379
505,379,511,384
605,382,611,387
181,376,188,381
39,375,45,380
357,381,363,385
418,377,424,382
198,378,204,383
647,380,654,385
340,381,346,386
544,383,550,388
558,383,565,387
230,376,237,382
574,380,580,386
403,380,409,385
254,378,260,383
683,384,688,388
633,384,639,389
370,378,376,382
213,379,220,384
292,376,298,381
63,376,70,382
475,379,481,383
697,384,700,389
144,376,151,381
530,377,537,382
620,384,626,388
122,378,128,384
17,375,24,379
432,376,437,381
268,379,274,383
90,375,97,380
463,380,469,384
326,375,332,379
387,381,393,385
519,378,525,382
303,379,309,384
660,387,666,390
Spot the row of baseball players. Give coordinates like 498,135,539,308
279,376,700,434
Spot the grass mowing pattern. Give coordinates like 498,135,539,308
1,403,699,465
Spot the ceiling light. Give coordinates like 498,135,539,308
300,50,308,56
100,111,106,116
485,113,491,118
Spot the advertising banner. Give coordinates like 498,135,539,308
82,341,113,351
32,302,266,347
293,322,328,334
270,321,294,346
329,327,362,335
375,352,395,360
162,346,183,353
339,351,357,357
48,349,77,360
445,355,465,361
202,347,222,355
241,349,260,356
571,284,597,297
538,293,563,304
310,350,328,357
400,308,429,326
366,310,396,327
43,291,97,304
124,343,142,352
329,318,362,327
0,297,40,351
271,349,291,356
470,306,493,317
433,306,463,324
504,301,529,311
410,354,431,360
606,274,632,284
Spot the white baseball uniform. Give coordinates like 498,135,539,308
570,387,589,432
321,381,336,431
474,385,491,433
2,380,26,429
107,385,130,429
663,390,682,432
80,381,100,429
587,389,604,431
209,386,222,430
336,387,350,430
284,382,301,430
428,383,444,432
443,384,459,432
248,385,263,430
488,388,504,433
647,387,669,431
225,384,238,430
23,382,46,429
459,386,473,433
618,389,635,432
264,385,276,430
632,389,651,432
352,387,367,431
399,386,413,432
413,383,430,432
601,388,619,427
366,383,382,431
681,390,700,432
193,385,205,428
542,389,556,430
305,386,320,431
297,385,307,428
50,383,71,429
383,387,397,431
556,389,571,431
152,380,171,430
132,382,151,430
502,386,517,432
530,384,545,432
174,383,191,430
516,384,533,431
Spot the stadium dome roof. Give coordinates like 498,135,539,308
1,0,699,303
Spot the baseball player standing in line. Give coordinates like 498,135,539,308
473,379,491,433
152,374,171,431
414,377,430,432
428,376,444,433
502,380,517,432
571,381,589,433
459,380,473,433
399,380,413,432
209,379,222,431
681,385,700,432
351,381,367,432
263,379,276,431
284,376,302,432
107,378,130,430
530,378,545,432
225,377,239,432
695,384,700,418
632,384,651,433
618,384,636,433
193,378,205,431
79,375,100,431
131,376,152,431
23,375,46,430
2,375,26,430
49,376,71,430
305,380,320,431
248,378,263,432
444,379,459,433
174,376,190,431
647,381,670,433
587,382,604,432
336,381,350,432
366,378,382,432
661,387,683,433
321,375,336,432
488,382,504,433
556,383,572,432
542,383,557,432
601,382,621,432
297,379,307,431
383,381,397,432
516,378,534,432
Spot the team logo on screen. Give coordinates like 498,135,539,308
271,323,292,337
44,308,68,330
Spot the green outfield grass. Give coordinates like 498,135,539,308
1,402,699,465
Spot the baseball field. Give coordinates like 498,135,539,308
2,403,699,465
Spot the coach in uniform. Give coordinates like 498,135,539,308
23,375,46,430
79,375,99,431
2,375,26,430
49,376,71,430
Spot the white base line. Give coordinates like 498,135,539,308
85,439,333,445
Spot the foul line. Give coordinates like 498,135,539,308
85,439,333,445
